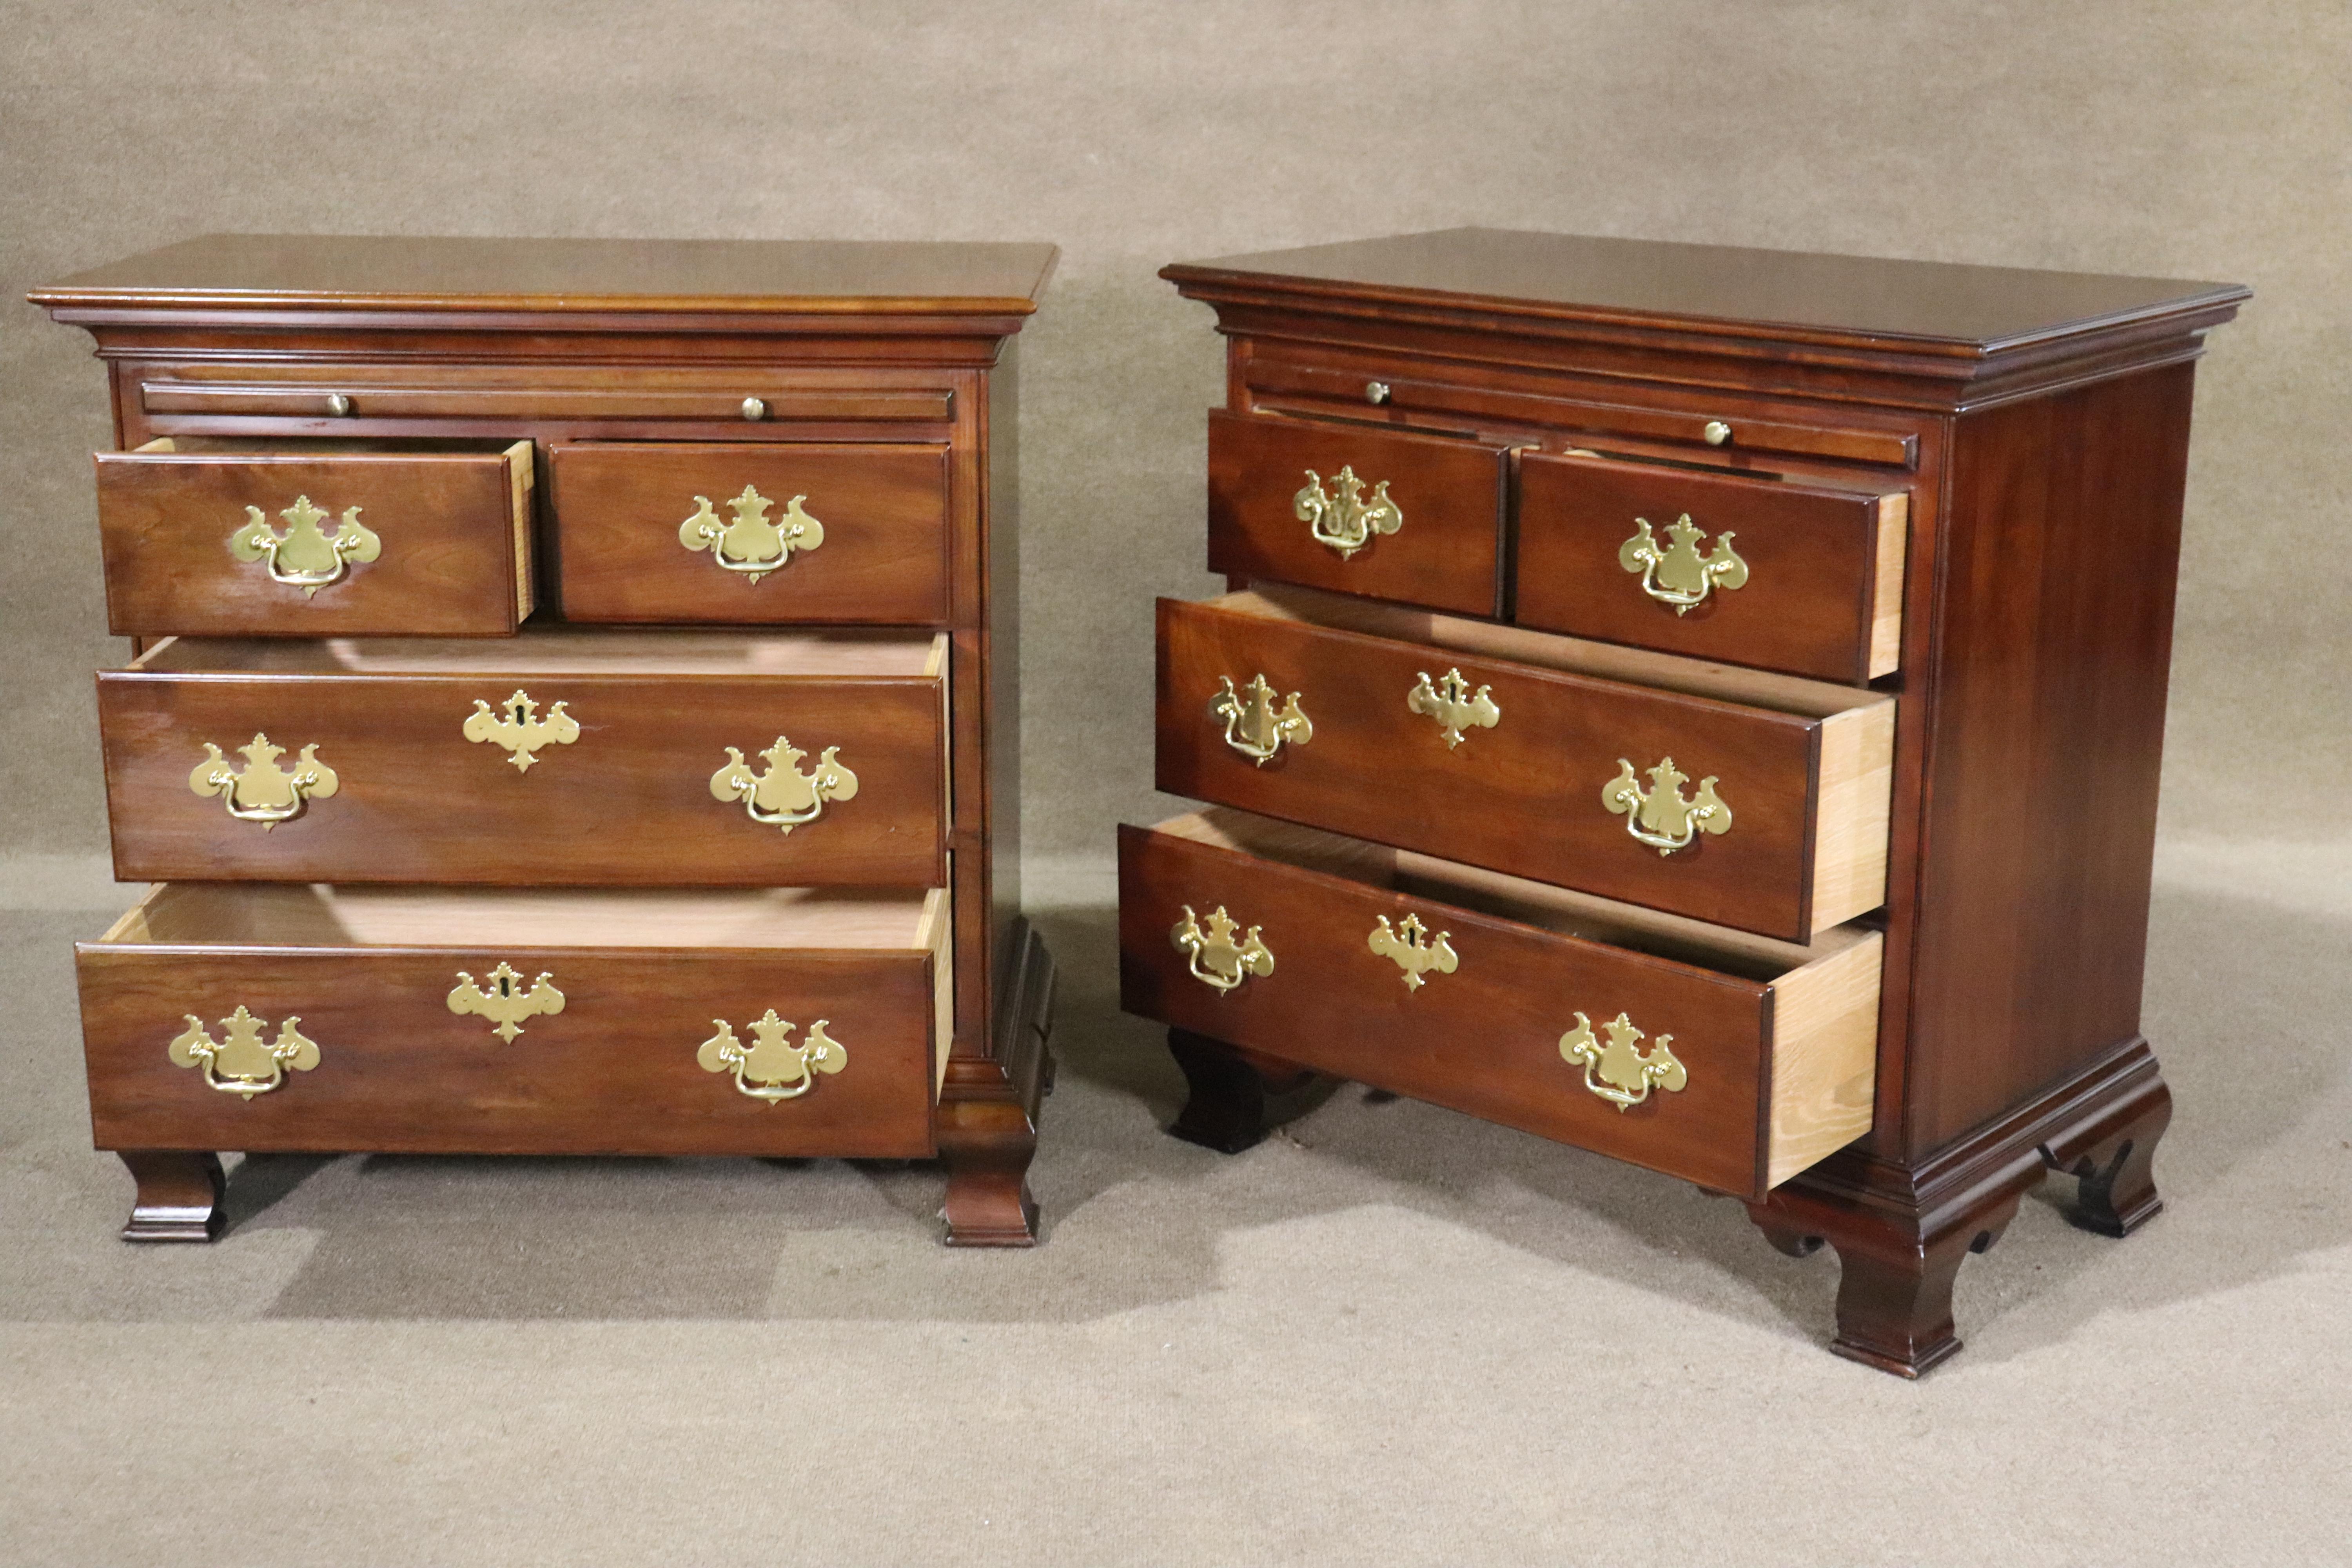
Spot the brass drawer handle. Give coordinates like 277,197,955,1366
1619,513,1748,613
677,484,824,584
698,1010,846,1102
463,690,580,772
447,963,566,1042
228,495,381,596
1294,466,1401,559
1406,668,1499,749
188,733,339,828
1210,674,1312,765
167,1006,321,1100
1172,904,1274,993
1602,756,1731,856
711,736,859,833
1369,913,1456,991
1559,1010,1687,1111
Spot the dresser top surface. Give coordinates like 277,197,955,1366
1162,228,2246,353
32,234,1060,318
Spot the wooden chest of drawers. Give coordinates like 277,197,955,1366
1128,228,2246,1374
35,234,1058,1246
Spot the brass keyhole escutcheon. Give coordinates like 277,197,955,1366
448,963,566,1042
1369,913,1457,991
1406,668,1499,750
462,690,580,772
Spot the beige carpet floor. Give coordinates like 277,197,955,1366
1,849,2346,1566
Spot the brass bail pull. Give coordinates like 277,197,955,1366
1294,465,1403,559
1209,674,1312,765
677,485,824,584
1601,756,1731,856
1558,1010,1688,1111
697,1011,847,1102
1618,514,1748,614
710,736,859,834
227,495,381,597
167,1006,323,1100
1171,904,1274,993
187,733,339,830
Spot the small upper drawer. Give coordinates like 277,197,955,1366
548,441,950,625
92,438,533,637
1207,410,1507,616
1118,809,1879,1198
1154,586,1895,944
1516,452,1908,682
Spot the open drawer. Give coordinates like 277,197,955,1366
93,437,534,637
76,883,954,1160
1119,808,1879,1198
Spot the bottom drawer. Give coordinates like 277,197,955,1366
76,884,952,1159
1118,809,1878,1198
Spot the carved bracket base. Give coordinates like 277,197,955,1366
118,1150,227,1242
1165,1028,1329,1154
936,916,1056,1247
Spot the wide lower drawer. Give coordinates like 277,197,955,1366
98,630,947,886
548,440,951,624
1515,450,1908,682
1207,410,1508,616
1156,586,1894,943
77,884,951,1158
1118,810,1880,1198
93,438,534,637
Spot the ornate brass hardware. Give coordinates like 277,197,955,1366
463,690,580,772
677,484,823,584
1559,1010,1687,1111
1368,913,1457,991
228,495,381,596
447,963,566,1042
1210,674,1312,765
1171,905,1274,993
710,736,859,833
697,1010,846,1102
1702,419,1731,446
1407,668,1499,750
167,1006,321,1100
1619,514,1749,614
1294,466,1402,559
188,734,339,829
740,396,768,421
1602,756,1732,856
1365,381,1391,405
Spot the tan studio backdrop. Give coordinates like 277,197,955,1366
2,4,2349,1565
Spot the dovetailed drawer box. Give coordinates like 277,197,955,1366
1146,229,2246,1373
36,234,1059,1248
77,884,952,1179
1120,811,1878,1198
1514,452,1909,683
548,441,953,624
1155,585,1894,943
1206,410,1508,616
92,438,535,637
97,630,948,887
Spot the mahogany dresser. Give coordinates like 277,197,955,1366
33,234,1058,1246
1122,229,2246,1374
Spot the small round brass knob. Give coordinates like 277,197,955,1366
1365,381,1392,406
324,394,353,418
741,396,768,422
1702,419,1732,446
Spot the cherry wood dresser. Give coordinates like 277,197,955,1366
34,234,1058,1246
1123,228,2245,1374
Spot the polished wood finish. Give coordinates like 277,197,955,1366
1165,1029,1327,1154
98,632,947,887
39,235,1057,1244
117,1149,226,1241
94,438,533,637
1120,810,1878,1200
1515,453,1907,682
938,916,1056,1245
1156,592,1893,941
1153,229,2245,1371
548,440,951,624
1206,410,1506,616
78,886,947,1160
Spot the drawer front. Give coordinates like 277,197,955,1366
1516,453,1906,682
1119,822,1878,1197
93,443,532,637
1207,410,1507,615
550,441,951,624
78,944,937,1158
98,668,945,886
1158,597,1845,942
